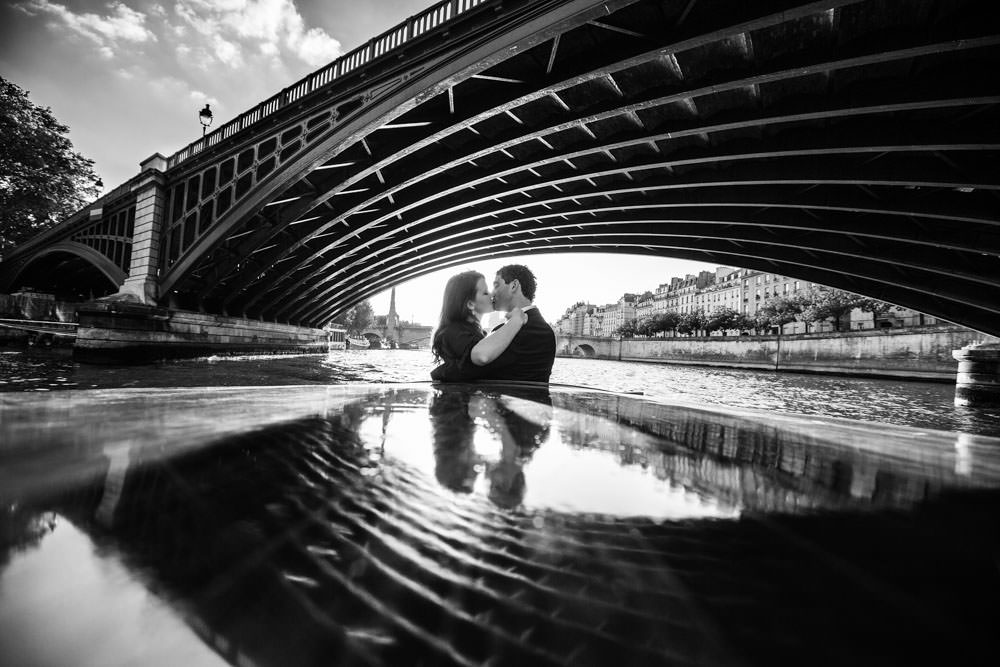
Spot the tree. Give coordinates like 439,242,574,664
757,295,804,334
705,307,742,334
1,76,101,255
612,319,638,338
677,309,705,336
330,300,374,335
635,317,657,337
652,311,681,336
855,296,899,327
800,287,860,332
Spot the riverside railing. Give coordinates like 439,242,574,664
166,0,493,170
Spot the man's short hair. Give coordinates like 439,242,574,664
497,264,537,301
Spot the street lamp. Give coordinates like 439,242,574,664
198,103,213,136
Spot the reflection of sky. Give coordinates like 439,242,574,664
373,403,740,520
506,425,741,519
0,517,225,667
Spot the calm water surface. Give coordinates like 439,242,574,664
2,347,998,435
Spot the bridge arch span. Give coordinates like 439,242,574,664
361,332,384,348
5,0,999,337
574,344,596,358
3,242,124,299
159,0,1000,335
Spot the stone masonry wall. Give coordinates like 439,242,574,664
560,326,1000,381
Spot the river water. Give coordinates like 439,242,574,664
2,347,999,436
4,348,1000,665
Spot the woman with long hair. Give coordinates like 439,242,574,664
430,270,525,381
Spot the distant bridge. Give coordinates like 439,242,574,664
1,0,999,336
360,324,433,348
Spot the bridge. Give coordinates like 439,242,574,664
1,0,998,343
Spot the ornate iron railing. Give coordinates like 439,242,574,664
166,0,493,169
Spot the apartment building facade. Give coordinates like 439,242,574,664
556,266,939,337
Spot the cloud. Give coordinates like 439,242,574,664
173,0,342,68
16,0,156,57
16,0,341,70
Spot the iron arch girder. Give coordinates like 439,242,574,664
195,0,894,291
216,30,1000,300
227,183,1000,305
306,243,998,335
174,0,992,310
289,227,999,327
246,150,1000,318
254,94,1000,301
271,206,1000,323
3,241,127,291
157,0,637,299
231,123,1000,313
252,116,1000,309
306,242,997,337
224,183,1000,323
148,0,1000,340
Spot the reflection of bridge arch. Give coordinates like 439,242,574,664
2,0,999,336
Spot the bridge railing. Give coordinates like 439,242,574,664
166,0,493,170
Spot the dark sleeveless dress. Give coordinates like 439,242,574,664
430,321,487,382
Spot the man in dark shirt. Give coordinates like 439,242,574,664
475,264,556,383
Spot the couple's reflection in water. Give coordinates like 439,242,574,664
429,384,552,509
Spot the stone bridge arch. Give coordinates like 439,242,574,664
361,331,384,348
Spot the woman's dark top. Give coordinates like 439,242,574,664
430,320,486,382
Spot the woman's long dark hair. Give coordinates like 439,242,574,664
431,271,483,362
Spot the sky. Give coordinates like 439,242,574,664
0,0,720,324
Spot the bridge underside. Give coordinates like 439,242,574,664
7,0,998,335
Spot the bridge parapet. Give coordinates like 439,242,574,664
165,0,497,171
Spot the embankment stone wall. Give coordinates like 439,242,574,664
559,327,999,381
75,302,328,362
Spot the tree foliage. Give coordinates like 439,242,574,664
676,309,706,336
654,311,681,335
330,300,375,334
704,307,744,334
612,319,639,338
855,296,899,325
1,76,101,254
799,287,859,331
757,295,805,333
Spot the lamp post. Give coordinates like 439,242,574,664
198,104,213,136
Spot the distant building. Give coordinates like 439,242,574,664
557,266,942,338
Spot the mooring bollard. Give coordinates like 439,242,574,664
953,343,1000,406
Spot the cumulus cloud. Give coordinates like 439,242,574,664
16,0,341,69
173,0,342,68
16,0,156,57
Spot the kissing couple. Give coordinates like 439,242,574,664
430,264,556,383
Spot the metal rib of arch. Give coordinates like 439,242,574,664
139,0,998,335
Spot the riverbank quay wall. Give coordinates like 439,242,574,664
558,327,1000,381
74,301,328,363
0,293,79,345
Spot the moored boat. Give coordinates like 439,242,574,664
345,336,369,349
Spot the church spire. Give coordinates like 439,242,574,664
388,287,398,323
